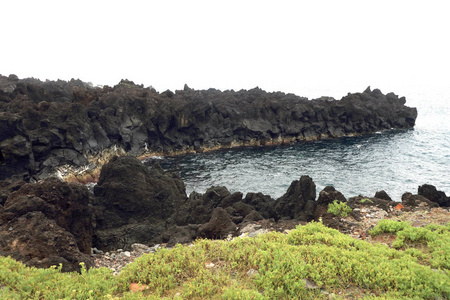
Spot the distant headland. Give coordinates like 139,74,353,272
0,74,417,182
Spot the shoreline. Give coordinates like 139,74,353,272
1,74,417,182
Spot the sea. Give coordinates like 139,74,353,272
152,87,450,202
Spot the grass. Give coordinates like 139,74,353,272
1,221,449,299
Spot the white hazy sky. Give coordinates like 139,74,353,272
2,0,449,99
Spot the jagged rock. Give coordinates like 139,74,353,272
314,186,347,224
173,186,231,226
317,186,346,205
347,195,397,212
93,156,186,223
242,210,264,223
374,190,393,202
232,202,255,218
401,192,439,208
162,224,201,247
0,180,26,206
242,192,276,219
92,155,186,250
418,184,450,207
275,175,316,221
219,192,243,208
0,74,418,181
0,178,93,272
198,207,237,239
0,211,93,272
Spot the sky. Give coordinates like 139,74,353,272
2,0,449,99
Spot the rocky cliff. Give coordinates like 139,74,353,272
0,74,417,181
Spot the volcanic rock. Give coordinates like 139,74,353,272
401,192,439,208
0,179,26,206
92,222,166,252
198,207,237,239
418,184,450,207
347,195,397,212
242,210,264,223
162,224,201,247
92,155,187,250
242,192,276,219
314,186,347,224
173,186,231,226
275,175,316,221
0,211,93,272
374,190,393,202
0,74,418,181
0,178,93,272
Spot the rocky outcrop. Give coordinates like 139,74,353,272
314,186,347,224
348,195,397,212
374,190,393,202
2,151,449,271
173,186,231,226
92,156,187,251
198,207,237,239
401,192,439,208
0,178,93,272
0,74,417,181
418,184,450,207
275,175,317,221
88,156,322,250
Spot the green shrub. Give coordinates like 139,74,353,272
328,200,352,218
1,221,449,299
370,220,450,269
360,198,374,204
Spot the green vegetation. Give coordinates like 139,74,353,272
369,219,450,269
328,200,352,218
1,222,449,299
360,198,374,204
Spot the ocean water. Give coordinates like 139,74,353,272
153,89,450,202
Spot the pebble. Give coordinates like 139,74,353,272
303,278,318,289
93,243,169,275
92,247,103,254
246,269,259,277
131,243,152,253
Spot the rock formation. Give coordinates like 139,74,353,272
314,186,347,225
0,178,93,272
418,184,450,207
92,156,187,251
275,175,317,221
1,153,448,271
0,74,417,182
88,156,325,250
1,74,437,272
401,192,439,208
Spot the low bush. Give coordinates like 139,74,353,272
1,222,448,299
370,219,450,269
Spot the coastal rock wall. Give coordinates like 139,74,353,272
0,75,417,181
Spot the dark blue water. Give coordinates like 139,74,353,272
150,90,450,202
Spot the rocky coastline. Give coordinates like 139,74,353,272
2,74,443,273
1,74,417,182
1,155,449,273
